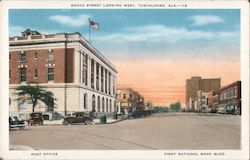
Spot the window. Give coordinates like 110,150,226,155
96,63,99,90
230,90,233,97
109,73,111,94
9,70,11,79
84,93,87,109
91,60,94,89
47,54,54,61
234,88,237,97
82,54,88,85
19,52,26,61
34,52,38,59
34,69,38,78
106,98,108,112
102,97,105,112
9,54,11,61
47,68,54,81
19,68,26,82
97,96,100,112
123,94,126,99
18,99,28,110
46,92,54,112
110,99,112,112
92,95,96,112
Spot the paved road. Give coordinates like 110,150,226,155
9,113,241,150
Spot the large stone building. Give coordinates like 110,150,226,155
9,29,117,120
186,77,221,109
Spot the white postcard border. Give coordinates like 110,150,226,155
0,1,249,160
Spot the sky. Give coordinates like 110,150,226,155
9,9,241,106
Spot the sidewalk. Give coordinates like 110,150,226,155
43,116,127,125
93,117,127,125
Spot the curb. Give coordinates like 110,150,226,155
42,118,128,126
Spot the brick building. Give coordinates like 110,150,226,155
9,29,117,120
186,77,221,109
218,81,241,114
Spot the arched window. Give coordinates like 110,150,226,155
46,92,54,112
114,100,116,112
102,97,105,112
84,93,87,109
92,94,96,112
110,99,112,112
97,96,100,112
106,98,108,112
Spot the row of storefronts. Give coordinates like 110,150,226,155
192,81,241,114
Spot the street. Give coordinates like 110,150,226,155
9,113,241,150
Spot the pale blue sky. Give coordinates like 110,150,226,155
9,9,240,60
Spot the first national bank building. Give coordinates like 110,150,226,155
9,29,117,120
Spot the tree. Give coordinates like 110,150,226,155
170,102,181,111
16,83,55,112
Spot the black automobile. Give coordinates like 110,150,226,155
63,112,93,125
9,116,25,130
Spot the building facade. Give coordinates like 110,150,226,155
186,77,221,109
196,90,211,111
116,88,144,114
9,29,117,120
218,81,241,114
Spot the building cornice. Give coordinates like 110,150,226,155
9,32,117,73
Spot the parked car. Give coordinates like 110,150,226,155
27,112,44,125
9,116,25,130
217,107,226,114
208,108,217,113
63,112,93,125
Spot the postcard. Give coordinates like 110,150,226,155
0,0,249,160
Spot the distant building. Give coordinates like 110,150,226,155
209,90,220,109
9,29,117,120
186,77,221,109
196,90,211,110
144,101,153,111
116,88,144,114
219,81,241,114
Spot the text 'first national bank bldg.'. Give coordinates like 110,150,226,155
9,29,117,120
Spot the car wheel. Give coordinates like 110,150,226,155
85,119,91,125
63,120,69,125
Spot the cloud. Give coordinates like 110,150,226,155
49,14,91,27
189,15,224,26
96,25,238,43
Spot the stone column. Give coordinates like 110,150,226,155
113,75,116,95
93,61,96,90
80,52,83,84
103,69,106,93
99,65,102,92
106,71,109,95
87,57,91,88
110,74,113,96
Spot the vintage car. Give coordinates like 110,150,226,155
27,112,44,125
63,112,93,125
9,116,25,130
217,107,227,114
